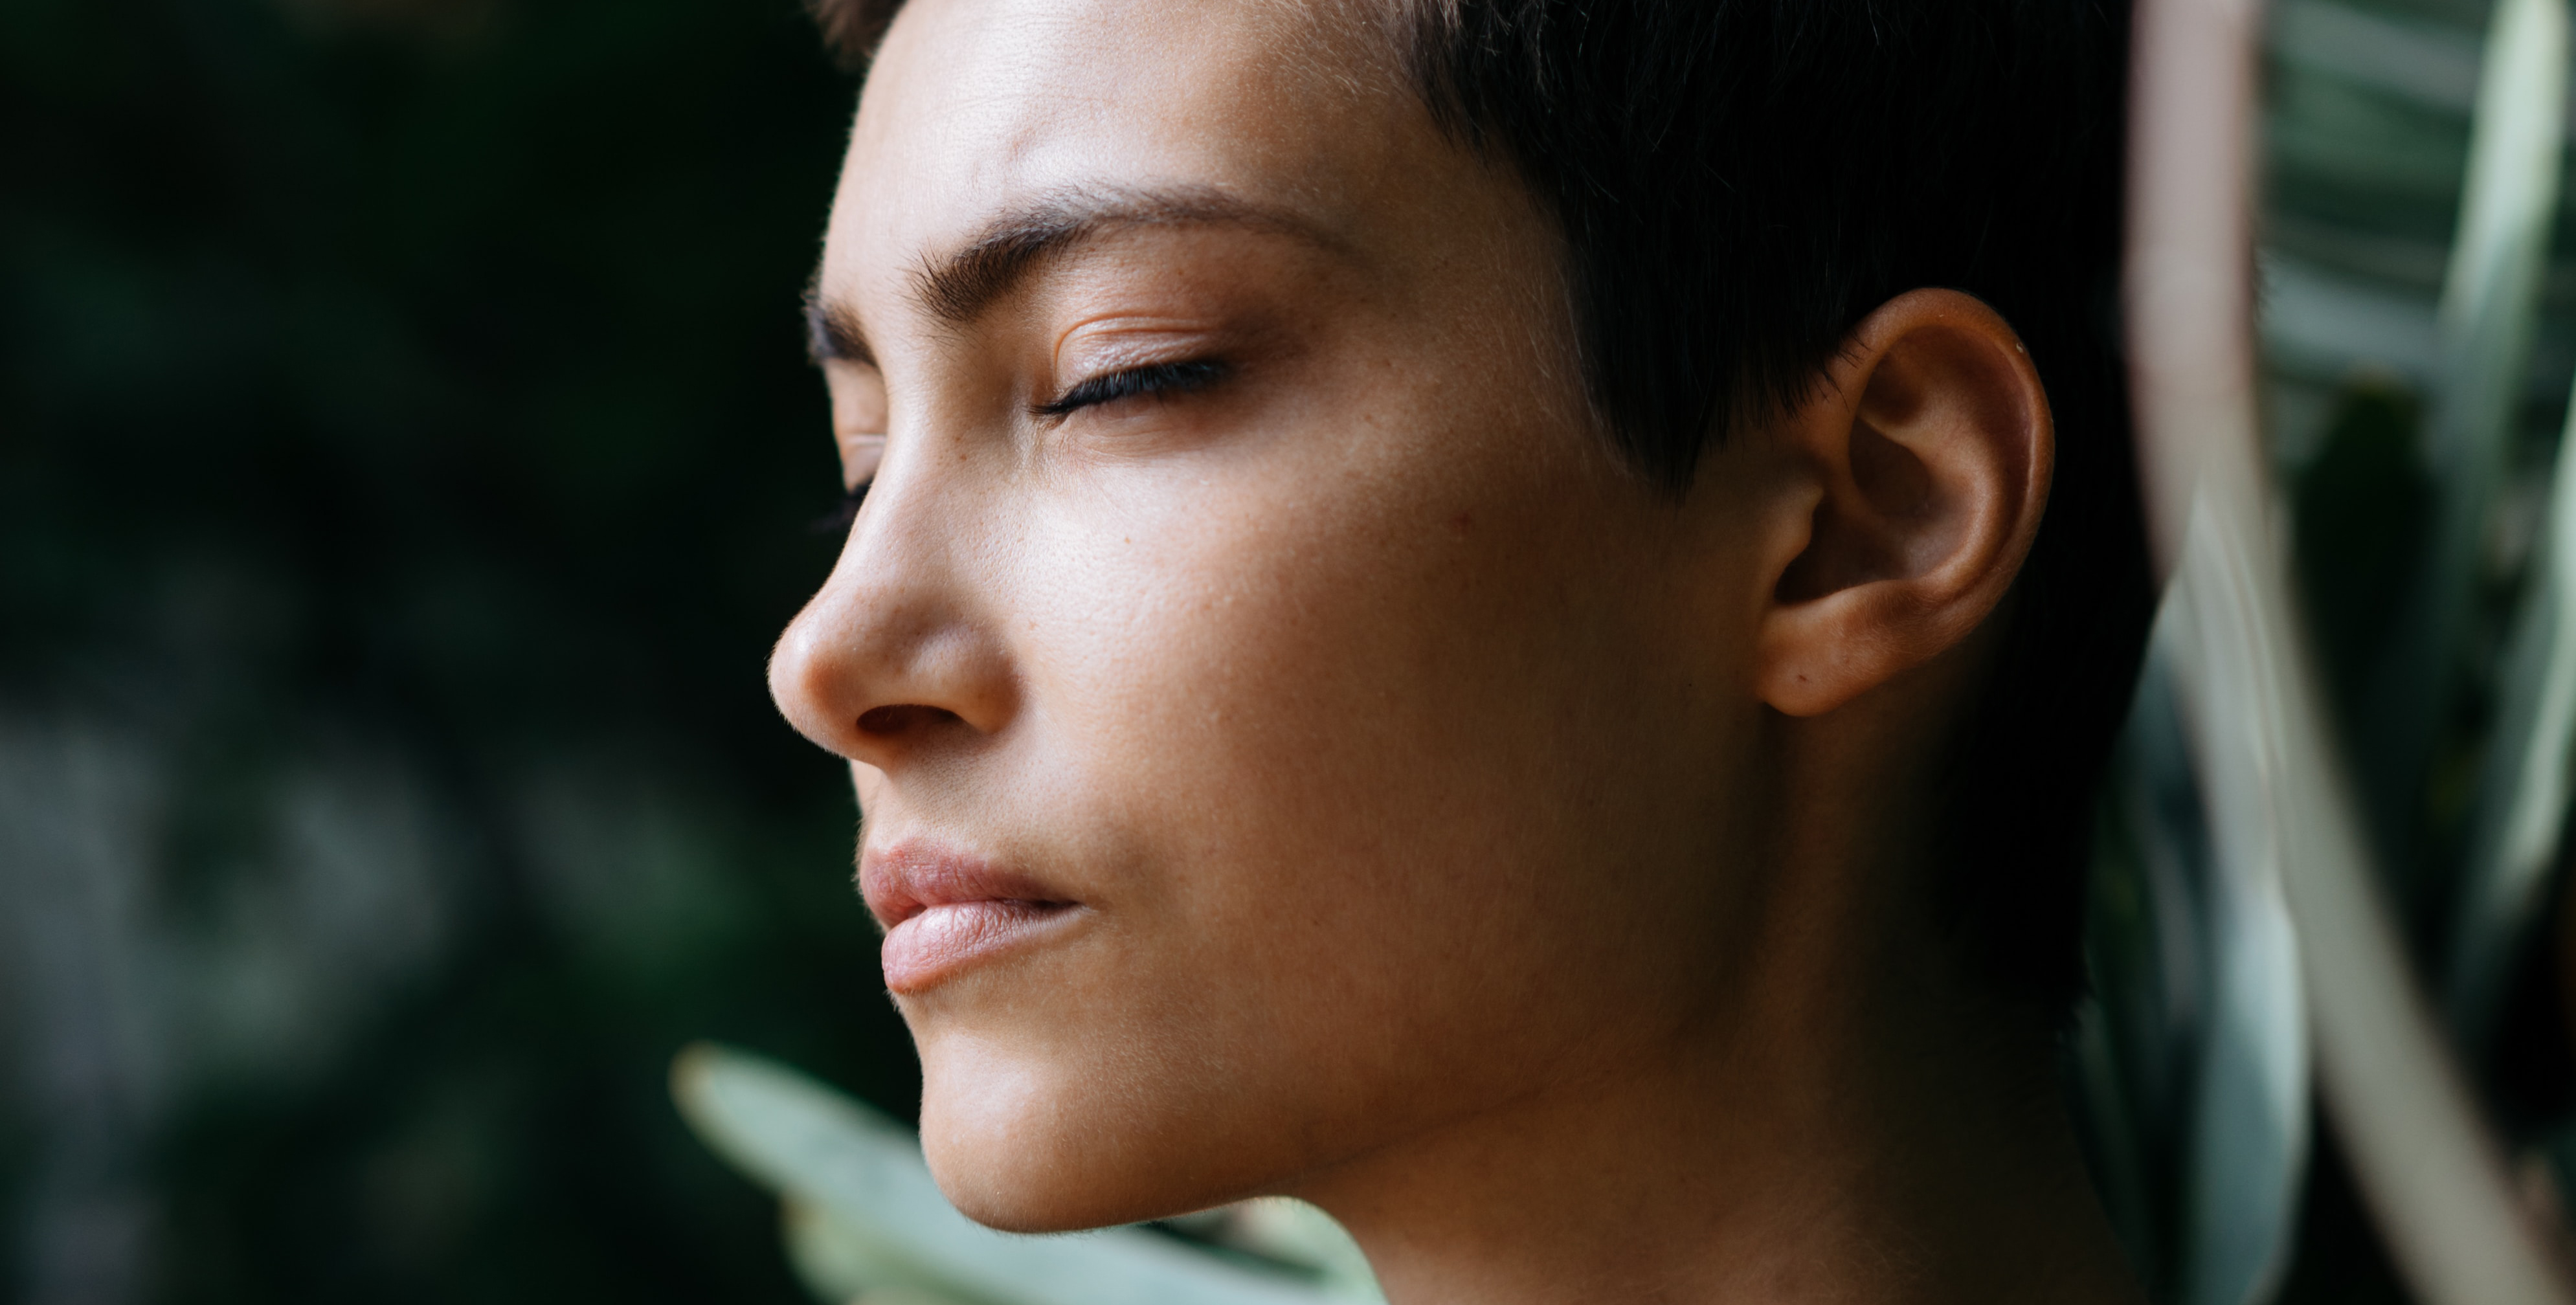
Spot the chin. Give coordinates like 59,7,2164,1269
921,1121,1140,1234
911,1027,1290,1234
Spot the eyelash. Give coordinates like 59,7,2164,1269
816,360,1226,534
1032,359,1228,419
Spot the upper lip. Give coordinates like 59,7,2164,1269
858,840,1073,929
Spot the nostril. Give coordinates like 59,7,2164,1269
857,704,960,737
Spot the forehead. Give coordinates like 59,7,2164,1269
824,0,1437,307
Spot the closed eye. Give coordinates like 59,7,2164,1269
1033,359,1229,419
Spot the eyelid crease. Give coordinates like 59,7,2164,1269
1050,315,1228,375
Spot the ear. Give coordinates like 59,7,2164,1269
1755,289,2052,717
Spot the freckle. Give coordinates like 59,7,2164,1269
1450,511,1473,537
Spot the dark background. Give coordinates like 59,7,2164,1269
0,0,915,1299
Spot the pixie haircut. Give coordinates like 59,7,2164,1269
807,0,2155,1021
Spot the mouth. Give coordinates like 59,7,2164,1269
860,842,1083,993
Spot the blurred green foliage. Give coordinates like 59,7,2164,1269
0,0,917,1299
2077,3,2576,1302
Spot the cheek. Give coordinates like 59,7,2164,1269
969,425,1727,1150
1023,450,1571,894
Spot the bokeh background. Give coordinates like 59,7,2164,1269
10,0,2576,1301
0,0,913,1299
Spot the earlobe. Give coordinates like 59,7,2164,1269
1755,289,2052,717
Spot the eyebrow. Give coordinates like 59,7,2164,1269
805,285,873,366
802,186,1341,368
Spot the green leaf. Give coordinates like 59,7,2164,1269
671,1042,1376,1305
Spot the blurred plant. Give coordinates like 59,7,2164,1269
671,1043,1382,1305
2078,0,2576,1303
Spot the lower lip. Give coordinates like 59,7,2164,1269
880,900,1078,992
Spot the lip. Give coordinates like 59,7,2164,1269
860,842,1082,993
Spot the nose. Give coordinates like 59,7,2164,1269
768,482,1018,772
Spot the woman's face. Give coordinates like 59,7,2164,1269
771,0,1786,1229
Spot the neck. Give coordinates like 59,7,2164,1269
1303,952,2138,1304
1294,724,2145,1305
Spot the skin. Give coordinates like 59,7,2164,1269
768,0,2149,1300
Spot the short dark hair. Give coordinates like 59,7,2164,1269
805,0,2154,1021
